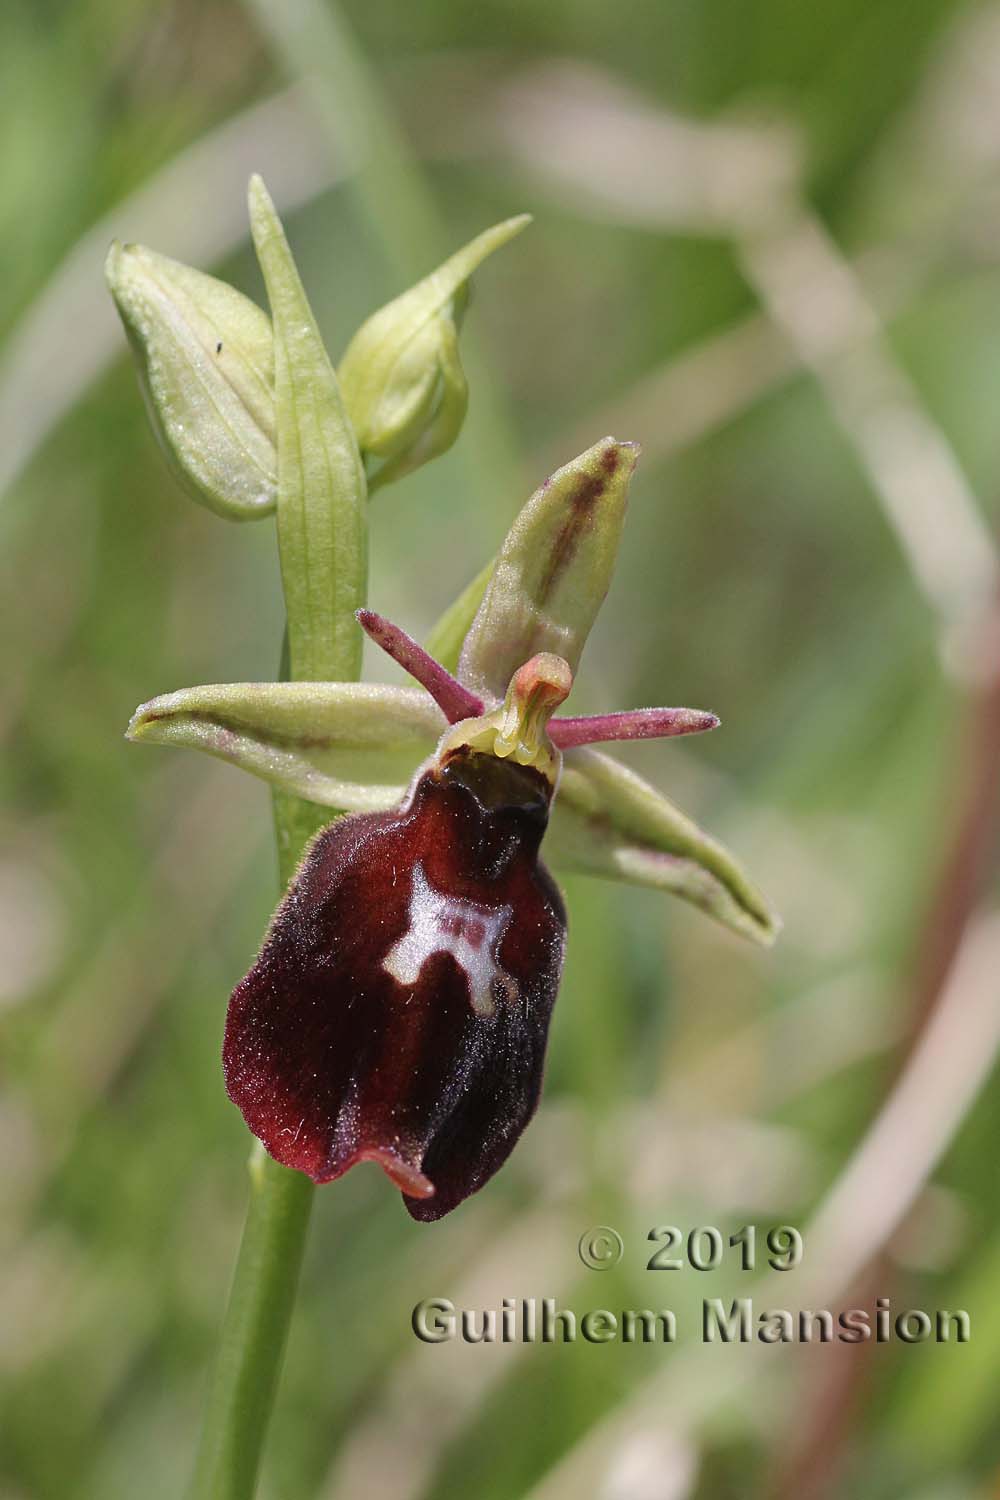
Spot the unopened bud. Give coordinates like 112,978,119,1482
338,216,530,492
105,241,276,520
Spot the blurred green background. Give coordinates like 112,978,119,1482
2,2,1000,1497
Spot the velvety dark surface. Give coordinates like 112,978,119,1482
223,748,567,1219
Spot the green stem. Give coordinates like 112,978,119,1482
188,771,337,1500
188,1147,314,1500
186,789,332,1500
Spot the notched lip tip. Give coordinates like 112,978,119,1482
351,1146,435,1200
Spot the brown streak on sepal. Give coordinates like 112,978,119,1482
458,436,639,701
536,442,625,602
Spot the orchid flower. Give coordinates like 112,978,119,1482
127,437,777,1218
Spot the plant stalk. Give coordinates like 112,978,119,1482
188,1142,315,1500
189,171,369,1495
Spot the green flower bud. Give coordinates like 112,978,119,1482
338,216,530,492
105,241,277,520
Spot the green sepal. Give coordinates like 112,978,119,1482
126,676,777,941
458,437,637,701
248,175,368,683
550,748,780,946
127,680,443,812
105,241,276,519
338,216,530,491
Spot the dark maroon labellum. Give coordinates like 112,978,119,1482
223,746,566,1220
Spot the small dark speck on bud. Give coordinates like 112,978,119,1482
216,341,223,354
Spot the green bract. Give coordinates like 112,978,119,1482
338,216,531,492
248,176,368,685
105,241,277,520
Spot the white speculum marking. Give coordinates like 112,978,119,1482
382,863,516,1017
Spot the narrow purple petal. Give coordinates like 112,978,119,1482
358,609,484,723
550,707,720,748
